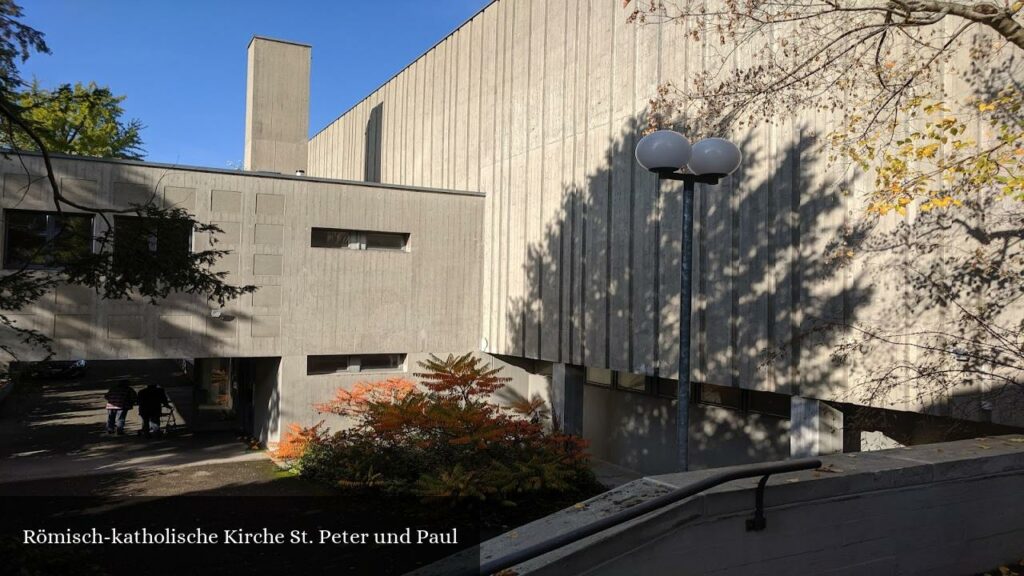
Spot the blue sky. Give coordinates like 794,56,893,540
20,0,491,168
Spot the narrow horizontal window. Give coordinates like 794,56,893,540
306,353,407,375
697,383,743,410
310,227,408,251
747,389,791,419
617,372,648,392
3,209,94,270
365,232,408,251
310,228,355,249
654,377,679,398
586,367,613,387
306,355,350,375
360,353,406,371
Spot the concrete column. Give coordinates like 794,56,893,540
790,396,844,457
551,363,585,436
244,36,311,174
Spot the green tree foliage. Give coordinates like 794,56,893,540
290,354,601,507
2,81,145,160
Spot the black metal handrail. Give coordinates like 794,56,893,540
475,457,822,576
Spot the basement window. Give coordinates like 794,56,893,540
3,210,94,269
311,227,408,251
306,353,407,375
696,382,792,419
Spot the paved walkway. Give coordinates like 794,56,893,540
0,360,267,484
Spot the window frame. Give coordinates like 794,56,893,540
306,353,407,376
112,214,194,271
2,209,95,270
310,227,409,252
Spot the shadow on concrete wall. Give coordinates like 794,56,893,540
498,111,870,469
364,103,383,183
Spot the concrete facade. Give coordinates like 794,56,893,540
305,0,1023,470
0,153,483,442
307,0,1020,408
245,37,311,174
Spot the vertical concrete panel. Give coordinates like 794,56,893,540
632,15,660,376
608,1,636,373
736,119,772,390
582,0,612,370
559,0,579,363
521,0,546,359
570,0,589,367
539,0,563,362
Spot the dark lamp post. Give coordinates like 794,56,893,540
635,130,742,471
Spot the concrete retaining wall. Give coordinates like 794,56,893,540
480,435,1024,575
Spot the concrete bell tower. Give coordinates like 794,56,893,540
244,36,311,174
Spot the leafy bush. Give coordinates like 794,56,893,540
294,354,599,507
273,421,326,460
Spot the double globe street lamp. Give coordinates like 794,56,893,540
634,130,742,471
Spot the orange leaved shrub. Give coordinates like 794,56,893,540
294,353,600,506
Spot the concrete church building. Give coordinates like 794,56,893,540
2,0,1020,475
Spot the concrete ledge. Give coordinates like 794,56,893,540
478,435,1024,575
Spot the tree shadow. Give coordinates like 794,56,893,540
499,110,874,473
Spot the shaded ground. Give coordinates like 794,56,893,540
0,362,479,575
0,360,265,483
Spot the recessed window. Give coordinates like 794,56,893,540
310,228,355,249
113,215,191,271
618,372,648,392
652,377,677,397
360,353,406,371
307,355,350,376
586,367,613,387
747,389,792,418
3,210,93,269
311,227,408,251
306,353,407,375
695,382,792,418
697,383,744,410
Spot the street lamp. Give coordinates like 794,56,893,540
635,130,742,471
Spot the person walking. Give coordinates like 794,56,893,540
104,380,137,435
138,382,171,437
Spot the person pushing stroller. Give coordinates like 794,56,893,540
138,382,171,437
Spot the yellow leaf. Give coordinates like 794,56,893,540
918,143,940,159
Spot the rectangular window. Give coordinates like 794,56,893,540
306,353,407,375
654,377,679,398
359,353,406,371
3,210,93,269
113,215,192,271
310,228,354,249
311,227,408,251
586,367,613,387
697,383,744,410
617,372,648,392
365,232,408,251
747,389,792,419
306,355,349,376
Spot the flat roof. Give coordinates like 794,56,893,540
2,150,485,198
247,35,312,49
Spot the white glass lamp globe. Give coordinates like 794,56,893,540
635,130,692,174
687,138,742,176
